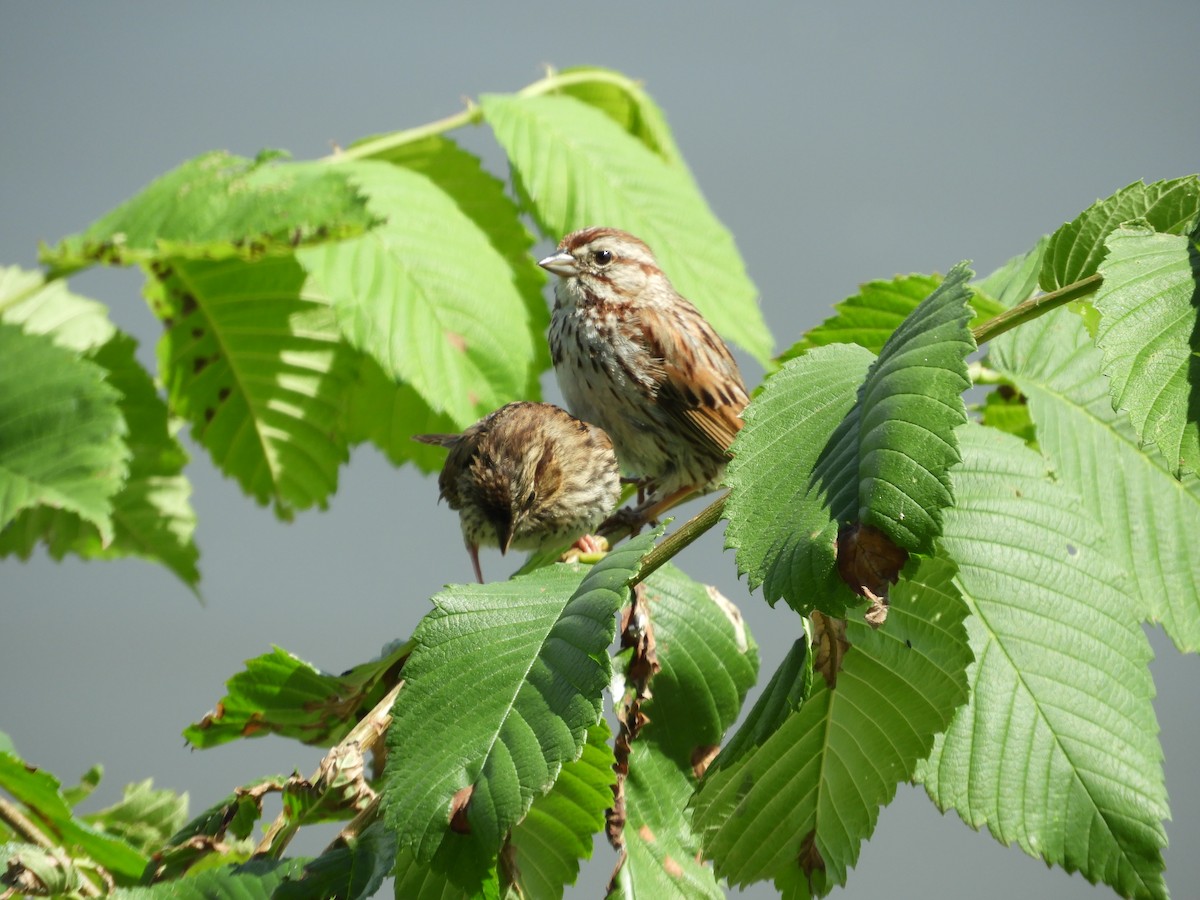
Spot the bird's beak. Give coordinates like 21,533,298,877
538,251,578,277
498,521,515,555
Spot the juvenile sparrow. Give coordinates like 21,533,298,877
414,401,621,583
539,227,749,524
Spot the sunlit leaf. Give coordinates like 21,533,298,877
916,425,1168,899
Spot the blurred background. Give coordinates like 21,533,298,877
3,2,1198,897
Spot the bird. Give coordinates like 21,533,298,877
539,227,749,527
414,401,621,582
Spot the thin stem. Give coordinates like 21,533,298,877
971,273,1102,345
631,494,727,587
323,105,483,163
322,66,645,164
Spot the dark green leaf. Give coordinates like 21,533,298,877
510,721,614,900
384,530,661,861
274,820,397,900
727,266,974,615
610,566,758,899
115,857,309,899
692,557,971,893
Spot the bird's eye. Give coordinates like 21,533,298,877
593,249,613,266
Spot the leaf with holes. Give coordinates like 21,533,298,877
691,556,970,894
481,91,772,364
1039,176,1200,291
915,425,1168,899
1092,223,1200,477
184,641,411,749
41,150,378,276
147,254,355,516
610,565,758,900
297,159,542,429
726,265,974,615
383,529,660,861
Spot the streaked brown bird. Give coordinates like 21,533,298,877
539,227,749,525
414,401,621,583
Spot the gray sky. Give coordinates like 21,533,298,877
3,2,1198,897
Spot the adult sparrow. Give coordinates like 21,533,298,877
539,227,749,524
414,401,621,582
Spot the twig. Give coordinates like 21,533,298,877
971,273,1102,345
253,681,404,858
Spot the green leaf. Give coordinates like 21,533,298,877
509,720,614,900
62,764,104,809
480,91,772,364
692,556,971,893
0,335,200,586
1092,224,1200,477
351,135,550,373
977,388,1036,446
545,66,686,165
147,254,355,515
384,529,661,861
0,321,129,542
298,159,543,429
853,264,975,547
273,820,397,900
0,750,148,882
0,265,116,350
973,238,1047,309
610,565,758,899
342,355,455,472
990,306,1200,651
0,267,198,583
725,343,872,614
392,835,500,900
84,780,188,856
774,272,1004,367
184,641,411,749
42,150,378,276
114,857,309,900
916,425,1168,899
1039,176,1200,291
726,266,974,615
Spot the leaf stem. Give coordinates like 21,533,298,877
631,494,728,586
322,66,645,164
971,273,1102,345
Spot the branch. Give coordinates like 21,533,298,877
253,680,404,859
971,273,1102,345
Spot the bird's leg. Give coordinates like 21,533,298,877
632,485,701,529
560,534,610,564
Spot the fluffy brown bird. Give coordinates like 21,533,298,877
414,401,621,583
539,227,749,524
